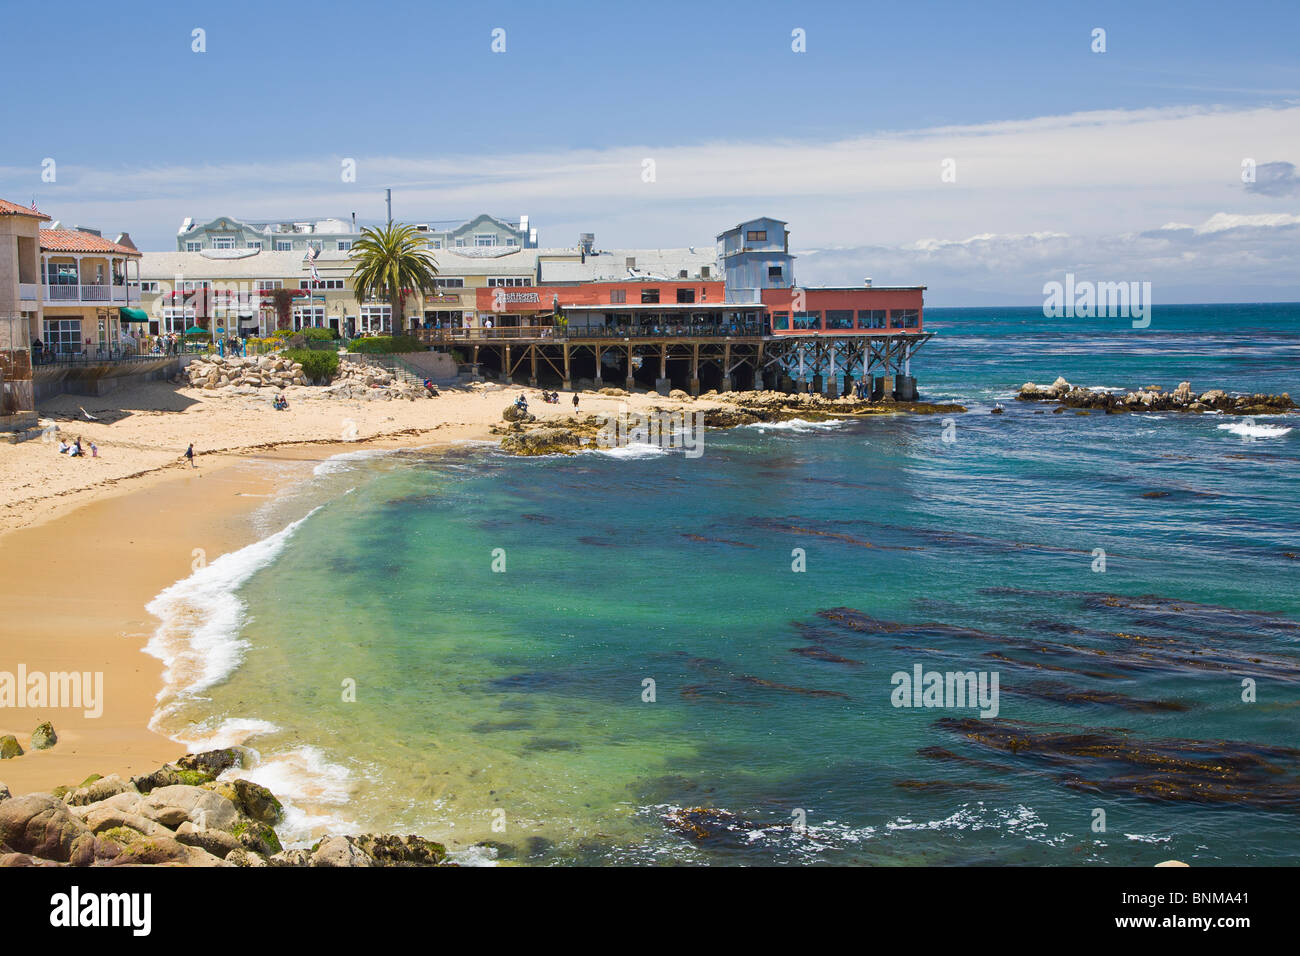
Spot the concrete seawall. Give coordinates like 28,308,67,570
34,357,180,401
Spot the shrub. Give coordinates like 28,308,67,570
298,327,338,341
286,348,340,383
349,335,422,354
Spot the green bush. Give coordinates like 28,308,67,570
348,335,422,354
299,327,338,341
286,348,340,383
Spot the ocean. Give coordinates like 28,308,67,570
144,304,1300,865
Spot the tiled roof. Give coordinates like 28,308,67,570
39,229,142,256
0,198,51,220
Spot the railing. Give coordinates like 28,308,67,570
416,323,771,342
42,284,131,303
30,348,179,367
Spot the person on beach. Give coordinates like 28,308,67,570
572,393,579,409
90,442,98,458
184,443,196,468
57,439,69,454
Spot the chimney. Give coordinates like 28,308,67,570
863,277,873,288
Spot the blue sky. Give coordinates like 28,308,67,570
3,0,1298,303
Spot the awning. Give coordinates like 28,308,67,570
119,307,150,322
184,325,209,335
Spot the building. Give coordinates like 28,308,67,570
0,198,46,421
37,224,144,355
437,217,930,398
175,213,534,254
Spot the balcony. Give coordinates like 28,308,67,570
19,283,38,301
42,284,133,305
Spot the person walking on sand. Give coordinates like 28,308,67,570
572,392,579,409
185,443,196,468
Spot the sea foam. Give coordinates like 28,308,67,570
1217,422,1293,439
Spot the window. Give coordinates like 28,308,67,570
185,241,202,252
505,238,516,246
274,240,293,251
826,310,854,330
474,234,497,247
676,288,696,304
128,280,161,293
701,266,711,279
43,318,82,352
641,288,660,304
858,309,887,329
179,280,212,291
893,309,920,329
746,230,768,242
161,309,194,334
609,289,627,304
792,311,821,331
255,280,282,292
213,236,235,249
299,279,345,290
429,240,442,250
337,241,352,251
771,311,789,331
455,239,466,247
305,240,323,253
360,304,392,333
246,241,262,251
432,277,465,288
292,305,326,329
44,262,78,285
767,265,784,281
487,277,531,287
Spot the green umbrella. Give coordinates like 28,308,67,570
184,326,209,336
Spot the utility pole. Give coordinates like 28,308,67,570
385,188,392,225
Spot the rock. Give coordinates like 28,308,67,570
598,387,629,397
0,795,94,862
175,747,253,778
83,807,164,839
0,783,8,802
311,835,373,867
232,820,282,856
139,785,240,832
268,848,314,867
31,722,57,750
64,773,134,807
131,766,182,794
175,821,240,859
499,427,583,456
502,404,534,423
661,806,751,842
352,834,447,866
206,778,283,825
225,848,269,867
106,834,229,867
0,735,22,760
668,389,691,400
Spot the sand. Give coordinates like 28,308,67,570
0,379,721,794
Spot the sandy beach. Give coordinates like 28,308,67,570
0,379,724,795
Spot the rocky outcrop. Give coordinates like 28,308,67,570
31,722,56,750
0,751,453,868
0,736,21,760
183,354,308,390
323,362,432,402
1017,377,1295,414
499,426,585,456
502,404,535,423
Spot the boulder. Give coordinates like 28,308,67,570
83,807,165,839
0,782,9,802
175,747,253,777
269,848,314,867
311,835,373,867
174,820,240,859
31,722,57,750
225,847,269,867
0,735,22,759
105,834,230,867
502,404,534,423
64,773,134,807
0,795,95,863
206,778,284,825
139,785,240,832
352,834,447,866
131,766,182,794
232,820,282,856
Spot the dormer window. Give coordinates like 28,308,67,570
746,230,767,242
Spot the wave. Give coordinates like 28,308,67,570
1217,422,1293,439
227,745,362,847
592,443,671,458
312,447,396,478
144,508,320,729
743,418,848,433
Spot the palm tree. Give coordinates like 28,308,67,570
348,223,440,333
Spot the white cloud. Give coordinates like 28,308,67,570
6,102,1299,301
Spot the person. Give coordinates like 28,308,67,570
572,392,579,409
90,442,99,458
185,443,196,468
57,440,70,454
69,438,82,458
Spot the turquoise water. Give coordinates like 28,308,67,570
154,304,1300,865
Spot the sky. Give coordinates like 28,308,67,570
2,0,1297,304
